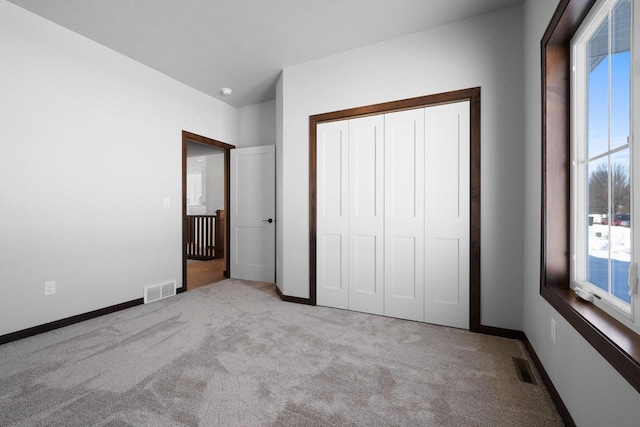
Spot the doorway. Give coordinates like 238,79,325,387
181,131,235,292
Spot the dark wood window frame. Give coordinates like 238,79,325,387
541,0,640,392
305,87,511,336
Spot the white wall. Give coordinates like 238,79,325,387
522,1,640,426
237,101,276,148
0,1,237,336
205,153,225,215
279,6,525,330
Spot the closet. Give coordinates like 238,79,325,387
316,101,470,329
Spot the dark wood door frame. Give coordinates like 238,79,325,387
307,88,497,335
180,131,235,292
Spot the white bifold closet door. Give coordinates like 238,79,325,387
316,101,470,329
316,116,384,315
383,109,425,321
424,101,470,329
348,115,385,315
316,120,350,309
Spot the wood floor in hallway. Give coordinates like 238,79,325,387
187,258,226,290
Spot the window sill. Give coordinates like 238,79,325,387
541,282,640,391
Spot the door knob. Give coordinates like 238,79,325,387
263,218,273,223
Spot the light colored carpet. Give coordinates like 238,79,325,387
0,279,563,426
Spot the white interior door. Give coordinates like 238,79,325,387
316,121,349,309
348,115,384,315
424,101,470,329
384,109,425,322
230,145,275,282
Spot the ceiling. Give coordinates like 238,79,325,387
8,0,523,108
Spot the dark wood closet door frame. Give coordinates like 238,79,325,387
180,131,235,292
307,87,497,335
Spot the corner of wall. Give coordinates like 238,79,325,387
275,72,284,293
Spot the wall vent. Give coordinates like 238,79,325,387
144,281,176,304
512,357,537,385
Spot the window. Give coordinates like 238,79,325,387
571,0,638,331
542,0,640,393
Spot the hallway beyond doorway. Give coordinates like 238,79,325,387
187,258,225,289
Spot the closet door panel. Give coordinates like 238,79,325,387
348,115,384,315
384,109,425,322
389,124,417,218
317,121,349,309
352,235,378,294
424,101,470,329
320,234,345,291
428,238,460,303
389,236,417,298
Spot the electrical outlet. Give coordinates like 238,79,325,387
44,281,56,296
163,197,171,208
551,318,557,343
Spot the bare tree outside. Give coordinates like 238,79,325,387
589,163,630,215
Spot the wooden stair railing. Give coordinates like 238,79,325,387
186,210,224,260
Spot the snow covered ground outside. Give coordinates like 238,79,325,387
588,224,631,262
587,224,631,303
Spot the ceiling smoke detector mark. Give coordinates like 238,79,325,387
221,88,233,96
44,281,56,296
